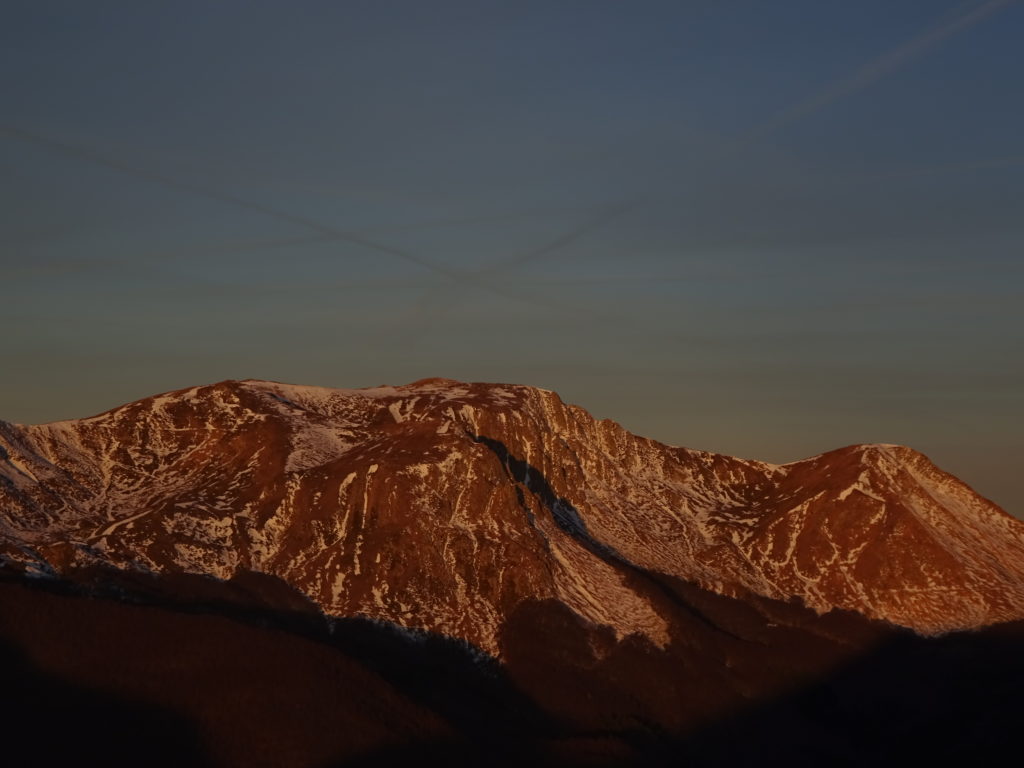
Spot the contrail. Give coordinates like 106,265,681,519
574,0,1021,290
354,205,598,236
389,201,638,333
865,154,1024,180
472,202,636,279
5,2,1014,311
385,0,1020,338
747,0,1017,142
0,124,350,237
460,0,1021,302
1,122,640,322
0,124,581,302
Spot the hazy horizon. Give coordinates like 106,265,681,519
3,0,1022,516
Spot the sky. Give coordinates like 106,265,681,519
2,0,1022,516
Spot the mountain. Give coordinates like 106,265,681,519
2,378,1022,648
2,378,1024,766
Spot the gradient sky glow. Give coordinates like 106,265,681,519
2,1,1022,515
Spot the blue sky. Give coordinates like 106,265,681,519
2,0,1022,514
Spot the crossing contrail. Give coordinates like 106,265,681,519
0,122,629,315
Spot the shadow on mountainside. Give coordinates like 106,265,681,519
496,595,1024,767
4,566,1024,767
0,633,214,767
668,621,1024,767
0,569,561,767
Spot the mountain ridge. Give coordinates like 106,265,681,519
2,378,1023,657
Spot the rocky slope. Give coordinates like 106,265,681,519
2,378,1022,656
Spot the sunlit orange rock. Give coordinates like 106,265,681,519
3,378,1023,656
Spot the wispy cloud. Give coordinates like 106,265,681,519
747,0,1017,141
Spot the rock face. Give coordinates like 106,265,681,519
2,378,1023,655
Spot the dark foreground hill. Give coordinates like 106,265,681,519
2,571,1022,767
